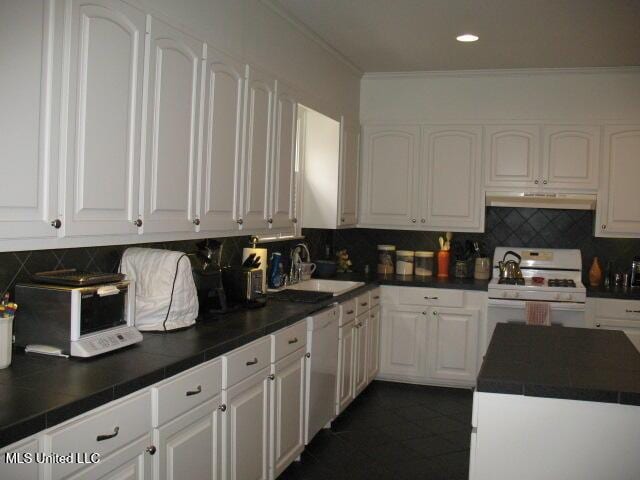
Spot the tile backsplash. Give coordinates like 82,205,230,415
1,207,639,295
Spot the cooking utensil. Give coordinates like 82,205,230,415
242,253,256,268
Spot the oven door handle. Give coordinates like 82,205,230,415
488,299,585,311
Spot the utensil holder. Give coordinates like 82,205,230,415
437,250,450,278
0,315,14,369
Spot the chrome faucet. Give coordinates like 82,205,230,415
289,243,310,284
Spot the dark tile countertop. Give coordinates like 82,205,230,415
477,323,640,405
586,285,640,300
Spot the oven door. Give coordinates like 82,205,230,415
485,299,586,352
70,283,132,340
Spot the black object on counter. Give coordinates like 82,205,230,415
268,290,333,303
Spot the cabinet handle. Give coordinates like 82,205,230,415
543,180,548,185
133,219,143,227
626,310,640,313
218,404,227,412
186,385,202,396
288,337,298,344
146,446,156,455
371,314,375,318
534,179,539,185
341,217,346,222
50,219,62,229
602,224,606,230
422,311,427,315
424,296,439,300
246,357,258,366
596,323,601,327
360,302,368,306
267,218,273,224
305,352,311,358
237,218,243,225
268,374,275,380
96,426,119,442
421,219,426,223
433,311,437,316
411,218,417,223
292,217,297,224
346,310,355,315
192,218,200,226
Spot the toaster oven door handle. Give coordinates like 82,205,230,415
96,426,119,442
186,385,202,396
288,338,298,344
246,357,258,366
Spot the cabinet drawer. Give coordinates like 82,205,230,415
223,337,271,389
152,359,222,427
370,288,381,308
398,287,464,308
45,391,151,480
340,299,357,326
356,292,371,316
271,321,307,362
595,298,640,321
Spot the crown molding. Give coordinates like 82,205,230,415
362,66,640,80
260,0,363,77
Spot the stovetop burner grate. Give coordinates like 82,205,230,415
548,279,576,288
498,278,525,285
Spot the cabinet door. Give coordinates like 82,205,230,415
595,319,640,353
427,307,479,384
366,306,380,383
0,0,60,240
141,17,203,233
338,121,360,227
542,126,600,190
336,322,355,414
422,126,483,231
269,80,297,232
596,126,640,237
61,0,145,236
222,369,270,480
484,125,540,188
240,66,275,231
271,351,305,478
360,126,420,227
155,397,221,480
0,436,39,480
353,314,368,395
198,47,244,232
379,307,427,380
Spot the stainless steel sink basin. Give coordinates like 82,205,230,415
282,279,365,296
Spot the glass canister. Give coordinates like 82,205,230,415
377,245,396,275
415,251,434,277
396,250,415,275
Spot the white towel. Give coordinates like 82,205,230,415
525,302,551,326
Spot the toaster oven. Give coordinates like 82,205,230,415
14,281,141,357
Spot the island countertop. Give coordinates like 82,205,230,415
477,323,640,405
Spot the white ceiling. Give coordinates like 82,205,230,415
274,0,640,72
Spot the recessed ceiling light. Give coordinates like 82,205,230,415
457,34,479,42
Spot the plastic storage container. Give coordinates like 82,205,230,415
377,245,396,275
415,251,434,277
396,251,415,275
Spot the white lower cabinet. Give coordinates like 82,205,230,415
0,436,39,480
336,319,355,414
379,306,427,380
590,298,640,352
353,313,369,396
366,306,381,382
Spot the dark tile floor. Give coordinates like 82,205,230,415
279,380,473,480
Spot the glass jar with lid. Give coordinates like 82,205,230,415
377,245,396,275
415,251,434,277
396,250,415,275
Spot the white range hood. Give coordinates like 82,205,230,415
485,192,596,210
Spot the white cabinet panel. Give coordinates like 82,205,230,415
485,125,539,188
198,47,244,232
594,318,640,352
542,126,600,190
0,436,39,480
353,313,368,396
422,126,483,230
427,307,479,383
336,321,355,414
360,126,419,226
222,368,270,480
0,0,60,239
270,350,305,478
339,122,359,227
269,80,297,231
366,306,380,383
61,0,145,236
141,16,203,233
379,306,426,380
596,126,640,237
240,66,275,231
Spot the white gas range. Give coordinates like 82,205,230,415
486,247,588,345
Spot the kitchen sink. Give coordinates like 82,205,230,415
282,279,365,296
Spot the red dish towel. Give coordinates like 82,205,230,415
526,302,551,326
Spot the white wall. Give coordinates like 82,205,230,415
141,0,361,125
360,68,640,124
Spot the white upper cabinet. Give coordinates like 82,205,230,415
338,122,360,227
485,125,540,188
359,126,419,226
0,0,61,239
542,126,600,190
141,16,203,234
197,47,244,233
422,126,483,231
596,126,640,237
239,66,275,231
269,80,298,232
61,0,146,236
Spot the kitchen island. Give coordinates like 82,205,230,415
471,323,640,480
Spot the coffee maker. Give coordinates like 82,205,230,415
631,256,640,287
189,240,228,317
